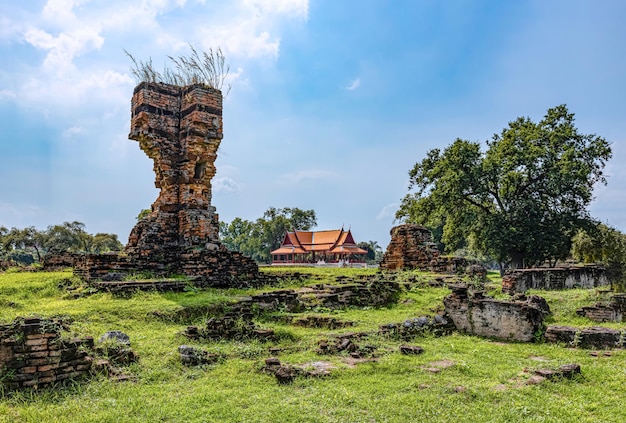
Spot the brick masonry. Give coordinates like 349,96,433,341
74,82,267,287
379,224,472,273
0,318,94,389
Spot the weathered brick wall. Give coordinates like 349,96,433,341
502,265,609,294
75,250,266,288
379,224,474,274
380,224,440,271
443,285,547,342
575,293,626,322
42,252,81,270
0,318,94,389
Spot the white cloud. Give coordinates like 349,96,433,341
243,0,309,19
62,126,83,139
376,203,398,220
213,176,240,193
346,78,361,91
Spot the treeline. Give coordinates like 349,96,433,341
571,223,626,276
0,221,123,266
219,206,383,264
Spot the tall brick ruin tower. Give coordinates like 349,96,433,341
125,82,224,259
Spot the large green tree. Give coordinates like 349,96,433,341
571,223,626,276
220,207,317,263
397,105,612,269
0,222,123,265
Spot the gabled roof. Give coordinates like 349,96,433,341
271,229,367,255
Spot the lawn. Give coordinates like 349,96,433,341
0,268,624,423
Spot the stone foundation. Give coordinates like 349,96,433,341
75,250,269,289
0,317,94,389
545,325,625,349
443,285,548,342
502,265,609,294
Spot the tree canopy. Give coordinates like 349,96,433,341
0,222,123,266
220,207,317,263
396,105,612,269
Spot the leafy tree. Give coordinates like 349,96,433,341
0,222,123,264
358,240,384,263
91,233,124,254
571,223,626,276
220,207,317,263
46,221,91,253
219,218,263,261
2,226,47,262
397,105,612,269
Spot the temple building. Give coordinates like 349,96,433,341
270,229,368,266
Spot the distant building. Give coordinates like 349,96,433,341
270,229,367,266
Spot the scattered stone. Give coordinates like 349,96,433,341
261,358,335,384
268,347,282,356
399,345,424,355
185,313,275,341
99,331,131,345
379,314,454,340
317,333,373,357
534,364,581,380
178,345,220,366
292,315,355,329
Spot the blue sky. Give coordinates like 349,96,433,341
1,0,625,248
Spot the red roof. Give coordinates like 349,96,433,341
271,229,367,255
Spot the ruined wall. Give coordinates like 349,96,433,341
0,318,94,389
75,82,268,286
576,294,626,322
42,252,80,270
545,325,625,349
502,265,609,294
126,82,223,258
443,285,547,342
75,250,265,288
379,224,440,271
379,224,473,274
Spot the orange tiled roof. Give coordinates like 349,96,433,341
271,229,366,255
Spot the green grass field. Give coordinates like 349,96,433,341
0,268,625,423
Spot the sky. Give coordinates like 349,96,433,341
1,0,625,249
